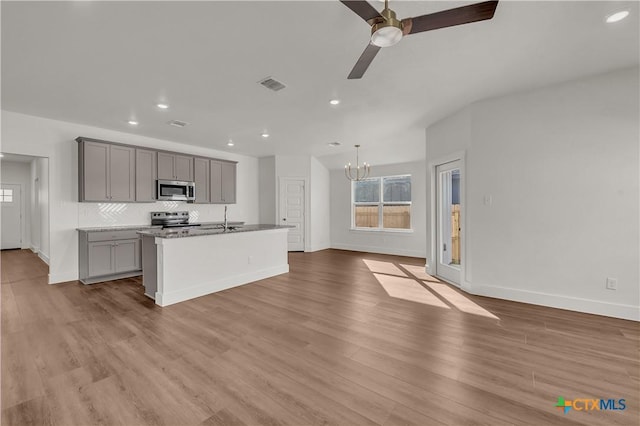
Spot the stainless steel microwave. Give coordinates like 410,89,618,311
157,179,195,202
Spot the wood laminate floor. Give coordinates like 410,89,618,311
1,249,638,425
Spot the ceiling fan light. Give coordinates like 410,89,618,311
371,25,403,47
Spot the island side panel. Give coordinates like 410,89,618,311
155,229,289,306
141,235,158,299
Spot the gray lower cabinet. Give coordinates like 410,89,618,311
210,160,237,204
158,152,193,181
136,149,157,202
79,229,142,284
78,140,135,202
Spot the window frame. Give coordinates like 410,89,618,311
351,174,413,233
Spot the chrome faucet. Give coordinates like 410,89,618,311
223,205,228,231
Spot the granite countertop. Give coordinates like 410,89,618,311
137,224,292,239
76,221,243,232
77,225,162,232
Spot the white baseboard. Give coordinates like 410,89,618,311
156,264,290,307
308,243,331,253
38,252,50,265
470,284,639,322
331,243,425,258
30,245,40,254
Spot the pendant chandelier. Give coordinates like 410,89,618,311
344,144,371,181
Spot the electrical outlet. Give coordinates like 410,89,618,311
606,277,618,290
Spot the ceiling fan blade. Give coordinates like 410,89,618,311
339,0,383,23
403,0,499,35
348,43,381,79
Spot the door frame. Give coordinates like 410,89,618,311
277,176,310,252
428,151,468,290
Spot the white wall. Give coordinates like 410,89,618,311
0,161,31,249
1,110,260,284
310,157,330,252
425,67,639,321
28,157,50,263
330,161,427,258
258,155,331,252
37,158,50,262
30,160,40,253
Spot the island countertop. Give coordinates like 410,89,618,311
137,224,291,239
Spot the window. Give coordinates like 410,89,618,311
0,189,13,203
352,175,411,230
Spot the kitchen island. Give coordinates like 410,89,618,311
138,224,290,306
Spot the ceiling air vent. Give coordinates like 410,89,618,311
258,76,286,92
168,120,189,128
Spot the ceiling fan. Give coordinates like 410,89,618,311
340,0,499,79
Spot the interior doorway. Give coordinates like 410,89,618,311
1,183,23,249
279,178,305,251
435,160,462,285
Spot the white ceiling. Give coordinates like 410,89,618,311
2,1,638,168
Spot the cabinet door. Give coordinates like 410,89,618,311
193,158,210,203
210,160,223,203
113,239,140,273
135,149,157,202
88,241,114,277
109,145,136,202
175,155,193,181
157,152,175,180
83,141,110,201
221,162,237,204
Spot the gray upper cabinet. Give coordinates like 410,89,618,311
78,139,135,202
221,162,237,204
175,155,193,181
135,149,157,202
193,158,210,203
158,152,193,181
210,160,237,204
78,137,235,204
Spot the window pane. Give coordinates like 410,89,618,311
5,189,12,196
4,196,12,203
383,205,411,229
355,205,379,228
0,190,4,196
354,179,380,203
383,176,411,202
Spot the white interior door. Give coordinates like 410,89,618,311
436,161,461,285
1,183,22,249
279,178,305,252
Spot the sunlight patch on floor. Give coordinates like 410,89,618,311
373,273,450,309
399,264,439,282
363,259,407,277
423,281,499,319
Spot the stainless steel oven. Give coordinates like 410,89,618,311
156,180,195,202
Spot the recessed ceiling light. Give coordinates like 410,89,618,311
328,142,341,147
606,10,629,23
128,120,138,126
329,99,341,106
156,103,169,109
227,141,234,147
261,132,270,138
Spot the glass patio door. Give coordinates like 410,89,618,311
436,160,461,285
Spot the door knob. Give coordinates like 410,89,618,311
282,218,287,221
